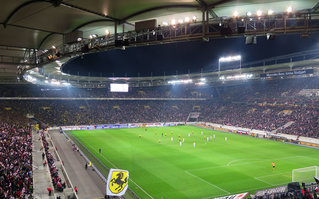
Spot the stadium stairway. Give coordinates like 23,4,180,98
45,133,76,199
32,129,56,199
271,121,295,133
49,130,106,199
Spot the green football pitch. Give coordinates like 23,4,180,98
70,126,319,199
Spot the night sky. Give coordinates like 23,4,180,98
62,32,319,77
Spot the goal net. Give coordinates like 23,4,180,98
292,166,318,183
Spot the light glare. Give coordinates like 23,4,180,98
256,10,263,17
168,79,192,85
219,55,241,63
268,9,274,15
192,16,197,21
233,11,239,17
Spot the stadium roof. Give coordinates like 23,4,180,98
0,0,318,82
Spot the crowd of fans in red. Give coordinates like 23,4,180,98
41,131,66,192
0,123,33,198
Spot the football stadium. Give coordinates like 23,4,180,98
1,0,319,199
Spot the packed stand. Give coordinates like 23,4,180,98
0,76,319,138
219,77,319,104
41,131,65,192
0,84,213,98
0,123,33,198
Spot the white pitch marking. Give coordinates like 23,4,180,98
184,171,230,194
81,140,154,199
254,177,274,186
189,156,308,172
226,159,257,166
255,171,291,179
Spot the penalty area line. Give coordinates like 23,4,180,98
254,177,274,186
184,171,230,194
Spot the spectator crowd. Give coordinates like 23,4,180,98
41,131,66,192
0,76,319,198
0,123,33,198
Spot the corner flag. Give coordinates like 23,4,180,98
106,168,129,196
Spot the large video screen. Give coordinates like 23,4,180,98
110,83,129,92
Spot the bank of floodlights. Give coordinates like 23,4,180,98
218,55,242,72
219,55,241,63
168,79,192,85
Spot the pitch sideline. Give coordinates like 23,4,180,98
78,138,154,199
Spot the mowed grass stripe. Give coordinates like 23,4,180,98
71,126,319,199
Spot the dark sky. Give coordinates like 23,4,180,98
62,33,319,77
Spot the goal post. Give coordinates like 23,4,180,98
292,166,318,183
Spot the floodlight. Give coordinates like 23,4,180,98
52,45,56,49
268,9,274,15
192,16,197,22
51,80,60,85
62,82,71,86
195,82,206,86
171,19,176,25
185,17,190,23
233,11,239,17
219,55,241,63
168,79,192,85
247,12,252,16
105,29,110,35
178,19,184,24
287,6,293,13
25,75,37,83
162,21,168,26
224,73,253,80
256,10,263,17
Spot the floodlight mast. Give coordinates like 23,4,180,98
218,55,242,74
